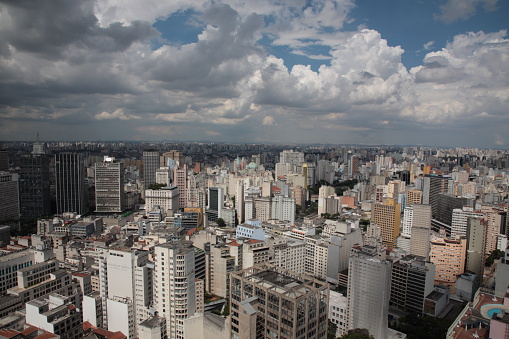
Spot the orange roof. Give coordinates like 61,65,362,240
21,326,38,336
0,329,21,338
227,241,241,247
34,333,58,339
246,239,261,244
83,321,126,339
72,272,89,278
186,228,197,236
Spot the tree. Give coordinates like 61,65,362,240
328,320,338,339
340,329,373,339
486,249,505,267
148,183,166,190
216,218,226,227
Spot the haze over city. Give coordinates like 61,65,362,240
0,0,508,148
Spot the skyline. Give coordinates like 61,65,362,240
0,0,508,148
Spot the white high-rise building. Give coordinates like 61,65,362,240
145,186,179,215
451,206,484,238
410,204,432,260
279,150,304,167
270,195,296,224
102,249,152,339
347,246,392,339
154,241,196,339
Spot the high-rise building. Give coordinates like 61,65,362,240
174,164,188,209
0,172,20,228
435,193,472,227
390,255,435,314
55,153,88,215
19,154,51,221
95,157,124,213
410,204,432,259
423,174,449,215
372,198,401,247
145,186,179,215
429,237,467,293
102,249,153,339
465,216,487,278
406,189,422,206
230,263,329,339
207,187,224,222
279,150,304,168
154,241,196,339
347,246,391,339
142,150,160,188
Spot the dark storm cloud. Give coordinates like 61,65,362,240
0,0,157,59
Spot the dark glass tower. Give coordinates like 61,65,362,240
55,153,88,215
19,154,51,220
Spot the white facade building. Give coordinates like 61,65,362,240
154,241,196,339
347,246,392,339
145,186,180,215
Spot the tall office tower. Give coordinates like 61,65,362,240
317,159,335,183
423,174,449,215
207,187,223,222
174,164,188,209
230,263,329,339
280,150,304,167
272,239,307,274
372,198,401,247
451,206,484,238
160,150,184,168
154,241,196,339
304,162,316,187
410,204,432,259
348,155,359,177
95,157,124,213
209,244,236,297
327,229,364,284
318,185,336,216
0,148,7,173
19,154,51,221
347,246,392,339
102,249,152,339
435,193,471,227
291,185,306,208
145,186,179,215
401,206,413,237
406,189,422,206
55,153,88,215
429,237,467,293
275,162,291,178
155,167,171,186
235,180,245,224
271,195,296,224
465,216,487,278
0,172,20,227
142,150,159,187
390,255,435,314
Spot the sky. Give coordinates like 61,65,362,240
0,0,508,148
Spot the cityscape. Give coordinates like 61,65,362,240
0,141,508,339
1,0,509,339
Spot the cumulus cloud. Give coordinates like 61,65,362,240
94,109,141,120
436,0,499,24
0,0,508,147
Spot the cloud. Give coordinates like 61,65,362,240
94,109,141,120
423,41,435,50
262,116,277,126
0,0,508,147
435,0,499,24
